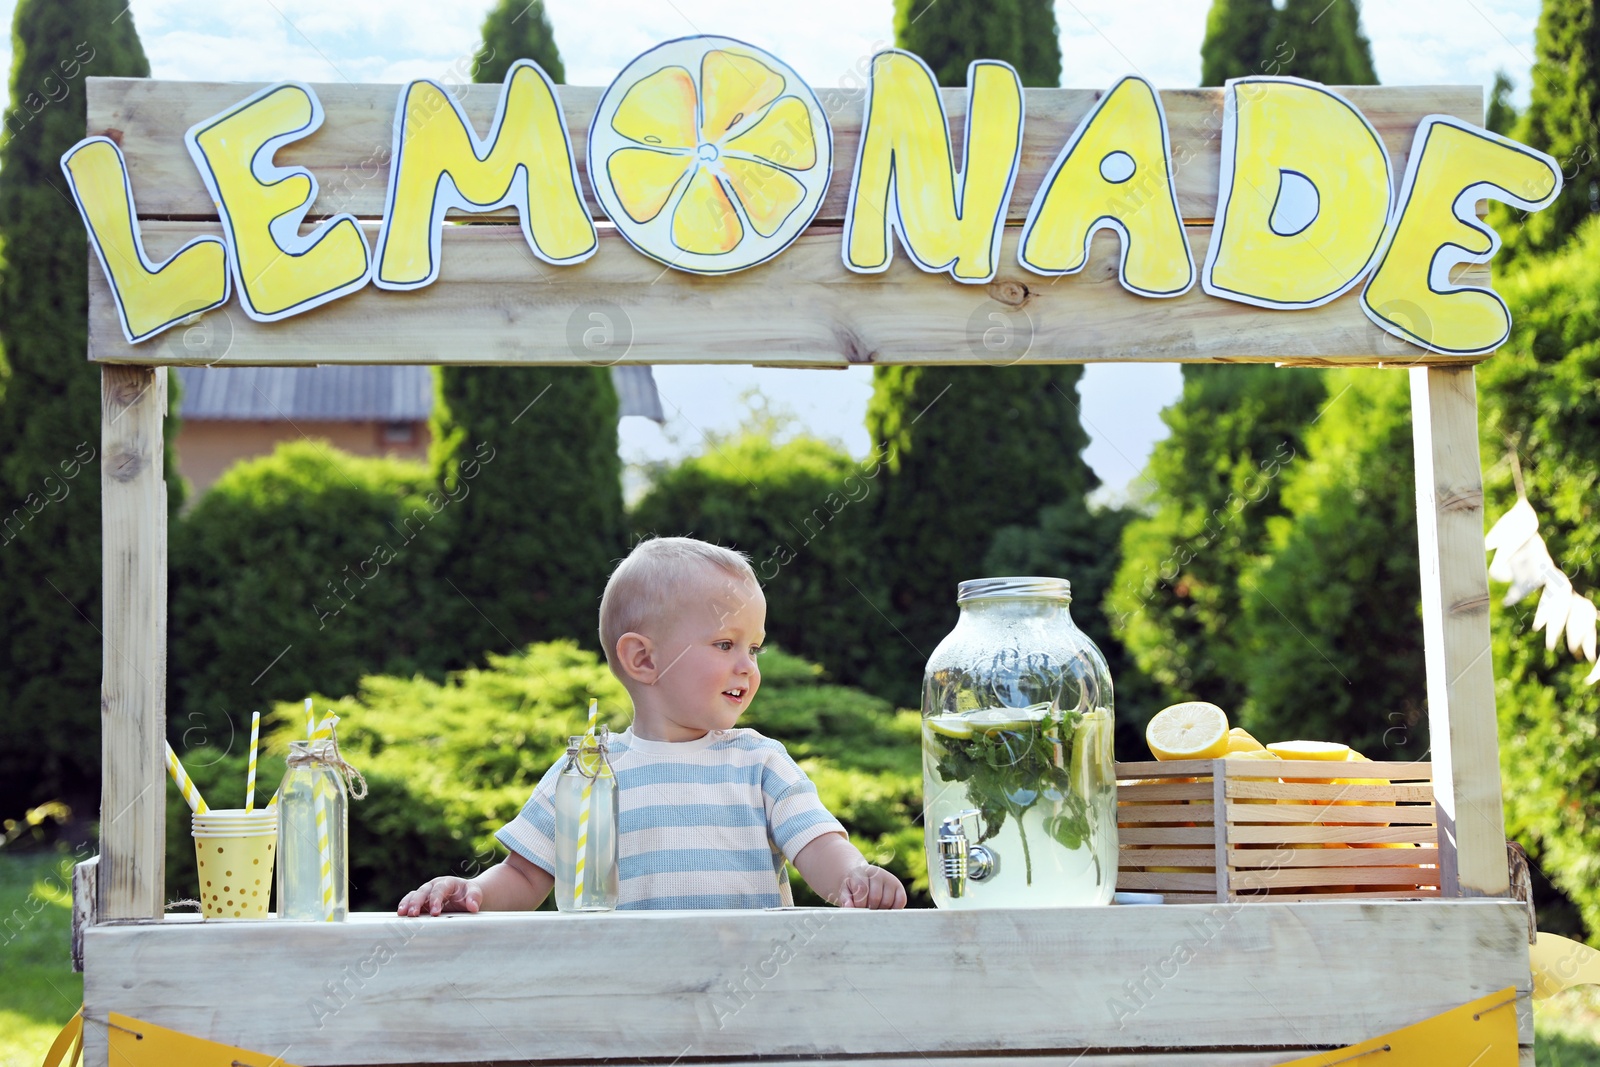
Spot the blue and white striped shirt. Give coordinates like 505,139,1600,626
495,728,846,909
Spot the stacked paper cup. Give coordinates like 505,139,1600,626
192,808,278,918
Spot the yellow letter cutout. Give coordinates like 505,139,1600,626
186,82,371,322
1019,76,1193,297
60,137,229,344
375,59,596,289
1202,77,1391,308
1363,116,1561,355
844,52,1022,283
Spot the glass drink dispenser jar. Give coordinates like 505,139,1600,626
922,577,1117,908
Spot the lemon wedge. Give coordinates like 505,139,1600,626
1146,702,1230,760
1226,727,1265,753
1266,740,1351,761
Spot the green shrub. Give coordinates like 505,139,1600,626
1238,369,1426,759
429,364,624,665
631,429,897,698
168,441,454,745
984,502,1160,761
0,0,157,816
865,365,1099,708
1480,217,1600,941
206,642,932,910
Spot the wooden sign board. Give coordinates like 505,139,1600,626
81,76,1504,369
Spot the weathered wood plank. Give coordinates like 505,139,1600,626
1225,780,1434,803
1230,824,1438,845
1228,847,1440,868
98,367,166,921
81,902,1532,1065
1225,802,1434,824
72,855,99,972
1230,866,1439,891
1411,366,1506,897
86,80,1480,224
223,1056,1383,1067
86,222,1489,367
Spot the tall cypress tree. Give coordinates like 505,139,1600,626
862,3,1099,707
1111,0,1379,721
1270,0,1377,85
1502,0,1600,260
0,0,158,814
429,0,624,663
1200,0,1276,85
1201,0,1376,88
473,0,564,83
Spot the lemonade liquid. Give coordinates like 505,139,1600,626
923,705,1116,909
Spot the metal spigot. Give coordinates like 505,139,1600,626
937,809,997,898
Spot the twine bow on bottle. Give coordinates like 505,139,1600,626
287,720,368,800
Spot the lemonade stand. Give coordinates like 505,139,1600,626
68,32,1549,1066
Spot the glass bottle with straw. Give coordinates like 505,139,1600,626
275,701,366,921
553,699,619,912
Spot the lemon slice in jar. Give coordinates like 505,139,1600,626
924,714,975,740
966,702,1054,734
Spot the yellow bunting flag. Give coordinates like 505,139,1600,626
1267,987,1518,1067
1531,931,1600,1001
41,1008,82,1067
107,1012,300,1066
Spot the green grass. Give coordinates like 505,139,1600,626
1538,987,1600,1065
0,847,87,1067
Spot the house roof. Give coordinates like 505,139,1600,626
174,365,664,423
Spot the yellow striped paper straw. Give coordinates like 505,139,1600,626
573,699,599,903
311,714,338,741
244,711,261,812
315,771,334,920
304,697,315,739
164,742,208,814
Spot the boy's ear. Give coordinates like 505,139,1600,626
614,632,658,685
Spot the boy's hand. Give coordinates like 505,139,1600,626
397,876,483,917
838,864,907,910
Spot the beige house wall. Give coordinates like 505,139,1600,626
173,419,431,495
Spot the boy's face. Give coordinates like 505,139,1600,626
644,566,766,740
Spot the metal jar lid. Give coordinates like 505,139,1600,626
956,576,1072,604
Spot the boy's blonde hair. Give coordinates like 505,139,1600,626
599,537,759,673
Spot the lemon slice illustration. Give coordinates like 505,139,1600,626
588,36,832,274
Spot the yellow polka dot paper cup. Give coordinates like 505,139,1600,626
192,808,277,919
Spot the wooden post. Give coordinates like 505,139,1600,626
99,366,168,920
1410,365,1507,897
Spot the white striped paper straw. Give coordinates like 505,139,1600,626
304,697,315,739
164,742,208,814
244,711,261,812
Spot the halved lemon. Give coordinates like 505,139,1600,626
1146,702,1229,760
588,36,832,274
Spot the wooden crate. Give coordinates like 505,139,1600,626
1116,758,1440,903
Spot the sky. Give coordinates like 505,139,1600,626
0,0,1544,496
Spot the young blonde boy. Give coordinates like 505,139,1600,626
397,537,906,914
